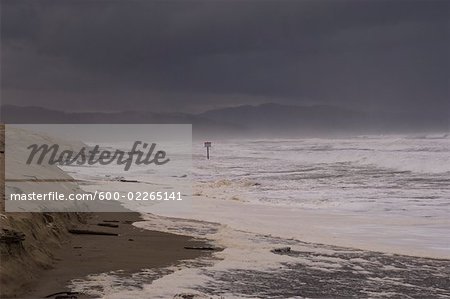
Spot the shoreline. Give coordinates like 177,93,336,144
2,126,449,298
18,211,212,299
141,193,450,260
113,210,450,298
0,126,214,298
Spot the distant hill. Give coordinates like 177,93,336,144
1,103,448,138
199,103,448,136
0,104,198,123
0,105,243,138
200,103,367,135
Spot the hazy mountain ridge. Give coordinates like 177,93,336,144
0,105,244,137
200,103,448,135
1,104,448,137
200,103,367,133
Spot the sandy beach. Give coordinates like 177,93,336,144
1,207,212,299
0,128,212,298
0,139,212,298
3,124,450,299
2,125,450,298
20,212,211,299
2,0,449,296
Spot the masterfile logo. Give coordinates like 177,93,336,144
5,124,192,212
26,141,170,171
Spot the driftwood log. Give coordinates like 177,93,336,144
0,229,25,244
119,179,139,183
184,246,217,251
271,247,291,254
44,291,79,298
68,229,118,236
97,223,119,228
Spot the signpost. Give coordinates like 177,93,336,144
204,141,212,159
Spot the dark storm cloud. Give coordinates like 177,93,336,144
1,0,449,113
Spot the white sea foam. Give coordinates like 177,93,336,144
68,135,450,298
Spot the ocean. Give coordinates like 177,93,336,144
66,135,450,298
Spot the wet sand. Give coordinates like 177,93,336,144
0,125,211,298
19,211,210,299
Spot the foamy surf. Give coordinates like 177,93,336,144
68,136,449,298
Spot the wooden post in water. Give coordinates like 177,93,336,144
204,141,211,159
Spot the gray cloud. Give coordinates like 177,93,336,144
1,0,448,114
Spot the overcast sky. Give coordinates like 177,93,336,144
1,0,448,114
